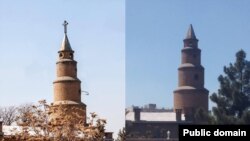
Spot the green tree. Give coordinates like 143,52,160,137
210,50,250,124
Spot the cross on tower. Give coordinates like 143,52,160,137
63,20,69,34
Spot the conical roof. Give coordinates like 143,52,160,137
60,34,73,51
185,24,197,39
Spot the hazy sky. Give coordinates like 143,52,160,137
0,0,125,137
126,0,250,109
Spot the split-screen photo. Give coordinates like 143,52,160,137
1,0,250,141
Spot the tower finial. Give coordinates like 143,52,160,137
63,20,69,34
60,20,73,51
185,24,196,39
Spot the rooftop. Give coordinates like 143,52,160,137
126,111,185,122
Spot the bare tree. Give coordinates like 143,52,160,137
0,103,33,126
0,106,17,125
16,103,33,123
17,103,33,114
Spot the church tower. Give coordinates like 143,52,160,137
53,21,86,123
173,25,208,120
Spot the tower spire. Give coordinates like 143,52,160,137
183,24,198,48
60,20,73,51
185,24,196,39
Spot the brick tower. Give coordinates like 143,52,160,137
173,25,208,120
53,21,86,123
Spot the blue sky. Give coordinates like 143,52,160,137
126,0,250,109
0,0,124,137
